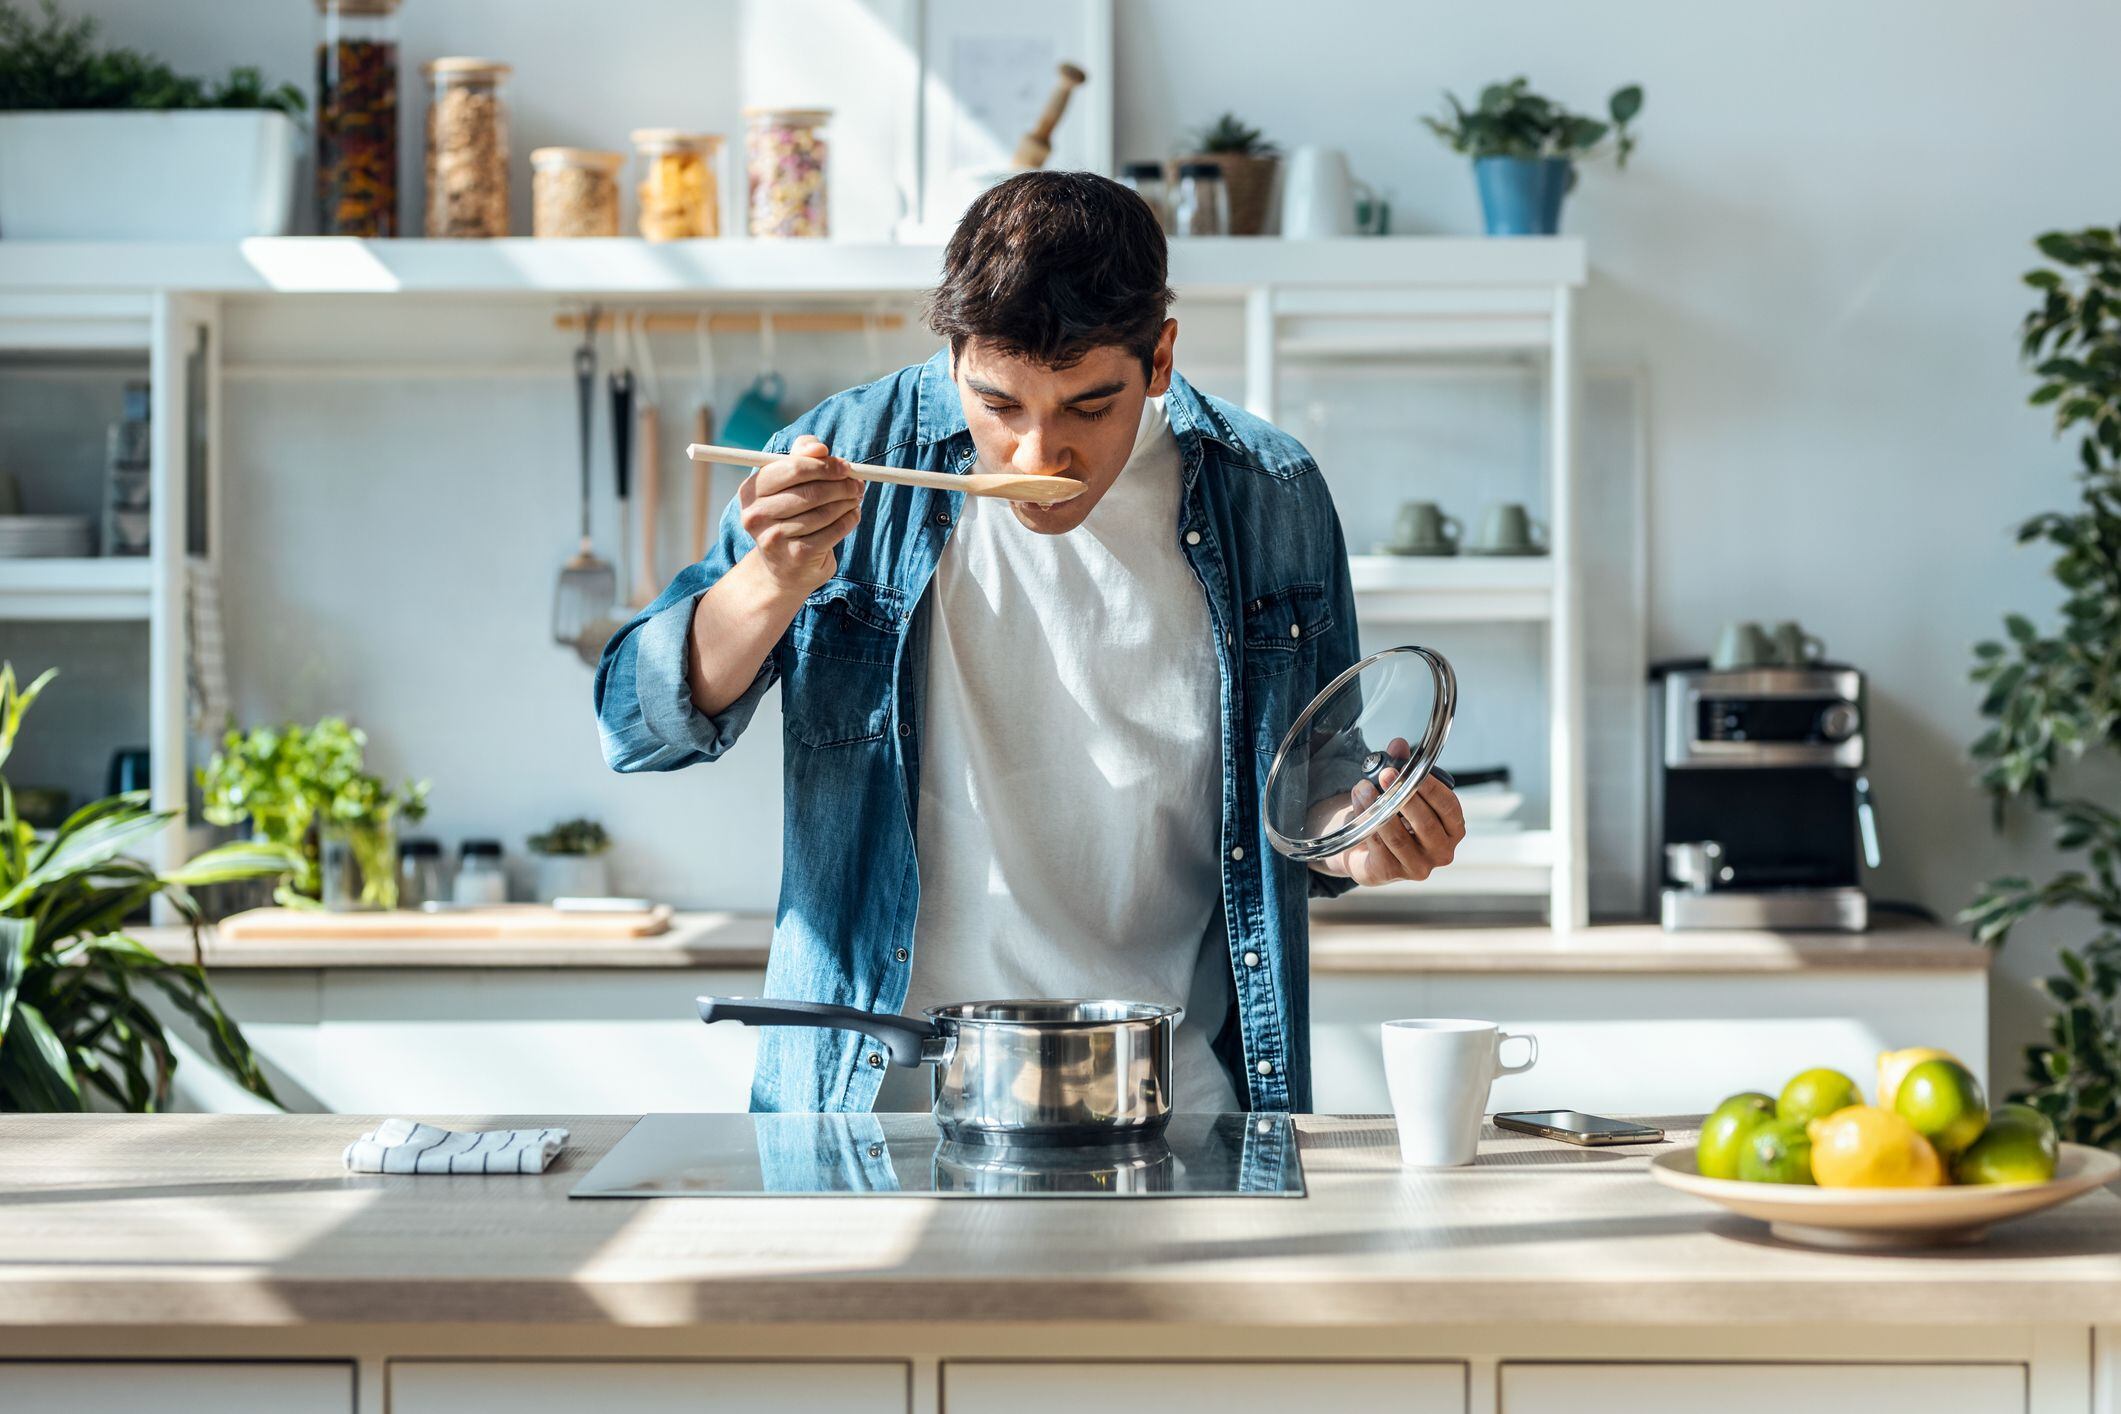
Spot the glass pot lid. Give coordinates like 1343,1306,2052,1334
1261,645,1457,862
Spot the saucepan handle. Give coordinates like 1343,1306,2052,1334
696,996,937,1068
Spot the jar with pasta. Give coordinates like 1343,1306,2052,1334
631,129,722,241
531,147,622,237
743,107,829,239
314,0,400,236
423,57,511,238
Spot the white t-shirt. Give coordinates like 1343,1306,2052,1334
875,395,1239,1114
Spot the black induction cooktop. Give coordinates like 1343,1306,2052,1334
570,1111,1305,1198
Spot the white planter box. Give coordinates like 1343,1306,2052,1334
0,109,299,240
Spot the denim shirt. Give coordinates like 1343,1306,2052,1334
594,349,1359,1113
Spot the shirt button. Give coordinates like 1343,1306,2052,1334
933,512,950,527
1242,950,1260,968
1256,1059,1274,1077
867,1053,884,1069
868,1143,884,1158
1185,530,1201,546
1229,845,1244,861
1289,623,1301,639
897,722,910,736
894,946,909,962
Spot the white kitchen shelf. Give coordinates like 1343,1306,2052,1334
1347,553,1552,623
0,557,153,620
0,236,1585,298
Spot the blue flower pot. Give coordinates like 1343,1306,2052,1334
1473,156,1573,236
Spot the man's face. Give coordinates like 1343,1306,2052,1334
951,320,1178,535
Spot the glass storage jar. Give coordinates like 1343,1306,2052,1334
423,57,512,238
1119,160,1171,234
452,838,509,905
743,107,829,238
395,836,447,910
531,147,622,237
314,0,400,236
632,129,723,240
1170,160,1228,237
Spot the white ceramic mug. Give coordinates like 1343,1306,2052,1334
1280,145,1356,238
1381,1018,1539,1167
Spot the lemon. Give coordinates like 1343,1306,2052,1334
1952,1104,2060,1185
1892,1058,1987,1158
1737,1116,1816,1184
1807,1105,1946,1187
1698,1092,1778,1179
1878,1046,1959,1112
1778,1067,1863,1128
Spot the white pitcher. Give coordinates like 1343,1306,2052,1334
1280,145,1357,238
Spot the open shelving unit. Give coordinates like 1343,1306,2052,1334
0,235,1587,926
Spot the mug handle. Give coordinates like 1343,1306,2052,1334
1496,1031,1538,1076
1529,520,1547,547
1443,514,1463,541
1803,633,1826,662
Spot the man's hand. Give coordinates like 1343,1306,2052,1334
738,434,864,595
1315,747,1466,887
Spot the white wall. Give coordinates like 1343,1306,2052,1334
44,0,2121,1078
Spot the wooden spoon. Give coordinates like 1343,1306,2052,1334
686,443,1085,504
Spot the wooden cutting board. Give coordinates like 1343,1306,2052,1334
218,905,673,941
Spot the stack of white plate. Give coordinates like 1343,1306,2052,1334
0,515,93,558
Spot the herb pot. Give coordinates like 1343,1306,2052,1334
1473,156,1572,236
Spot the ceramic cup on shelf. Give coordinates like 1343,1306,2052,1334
1279,145,1357,239
1770,620,1826,666
1378,500,1461,555
1711,621,1775,671
1382,1018,1539,1167
1468,502,1546,555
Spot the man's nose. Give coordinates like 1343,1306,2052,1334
1011,424,1068,476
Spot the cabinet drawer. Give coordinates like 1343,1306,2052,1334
0,1361,352,1413
944,1362,1464,1414
1502,1363,2024,1414
389,1360,907,1414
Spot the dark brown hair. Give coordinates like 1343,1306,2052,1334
925,170,1175,374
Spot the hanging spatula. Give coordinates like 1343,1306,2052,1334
552,330,616,655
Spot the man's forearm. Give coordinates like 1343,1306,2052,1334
685,550,811,716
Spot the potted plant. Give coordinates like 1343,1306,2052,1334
1422,76,1643,236
1178,112,1279,236
1,664,294,1111
527,817,612,901
0,0,305,239
198,717,428,912
1962,222,2121,1150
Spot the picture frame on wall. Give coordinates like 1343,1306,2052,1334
892,0,1115,242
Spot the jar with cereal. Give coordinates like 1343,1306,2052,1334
423,57,512,238
631,129,723,241
314,0,400,237
531,147,622,237
742,107,829,239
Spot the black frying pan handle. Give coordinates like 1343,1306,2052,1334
696,996,936,1067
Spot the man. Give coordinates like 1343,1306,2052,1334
595,171,1463,1114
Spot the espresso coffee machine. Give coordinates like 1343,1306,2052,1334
1648,661,1880,931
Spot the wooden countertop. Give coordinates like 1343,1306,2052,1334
0,1113,2110,1330
140,912,1985,974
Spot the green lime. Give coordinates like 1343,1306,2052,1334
1952,1104,2059,1185
1778,1067,1863,1128
1697,1091,1778,1179
1737,1116,1817,1184
1893,1058,1988,1158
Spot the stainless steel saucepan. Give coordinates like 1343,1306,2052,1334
696,997,1178,1146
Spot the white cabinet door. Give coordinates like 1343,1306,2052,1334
944,1362,1464,1414
390,1360,906,1414
0,1362,352,1413
1502,1363,2023,1414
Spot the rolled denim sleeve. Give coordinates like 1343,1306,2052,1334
1307,507,1363,902
593,489,778,773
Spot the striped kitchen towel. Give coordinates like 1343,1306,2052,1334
343,1119,569,1175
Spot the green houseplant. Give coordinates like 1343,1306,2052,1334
0,664,294,1112
1961,222,2121,1149
528,816,612,902
1179,111,1278,236
1422,76,1642,236
199,718,428,912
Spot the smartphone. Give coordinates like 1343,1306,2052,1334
1493,1111,1665,1146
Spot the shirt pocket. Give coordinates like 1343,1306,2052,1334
1242,582,1334,757
782,577,903,749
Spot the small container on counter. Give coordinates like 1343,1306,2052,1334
742,107,829,239
395,836,448,910
631,129,723,241
530,147,623,237
452,838,509,905
1119,160,1171,234
314,0,400,236
423,57,512,238
1171,160,1229,237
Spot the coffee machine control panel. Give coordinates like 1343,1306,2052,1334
1697,696,1861,746
1664,667,1864,770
